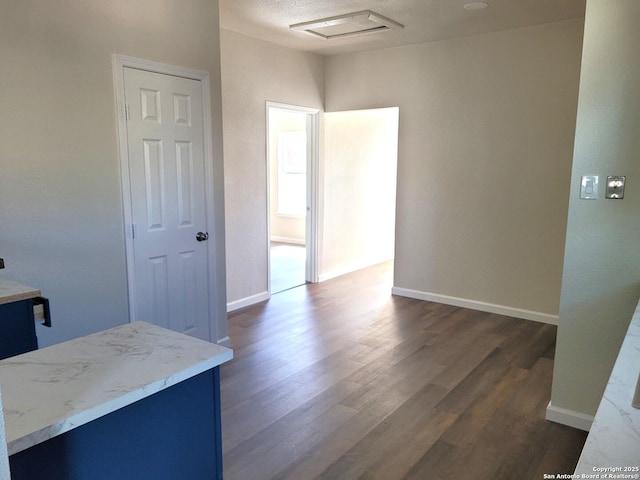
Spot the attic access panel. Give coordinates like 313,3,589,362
290,10,404,39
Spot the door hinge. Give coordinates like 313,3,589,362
131,224,136,239
124,104,130,121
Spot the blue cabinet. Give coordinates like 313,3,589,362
0,299,38,360
1,321,229,479
9,367,224,480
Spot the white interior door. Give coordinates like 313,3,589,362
123,67,210,341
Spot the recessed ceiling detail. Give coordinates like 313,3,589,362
289,10,404,40
463,2,489,10
220,0,586,56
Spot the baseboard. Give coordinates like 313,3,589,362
318,267,354,283
319,259,393,283
270,236,305,246
227,291,270,313
545,402,593,431
390,287,559,325
216,336,231,348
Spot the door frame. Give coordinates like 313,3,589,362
266,102,320,291
112,54,219,342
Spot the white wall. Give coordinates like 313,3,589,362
268,109,307,244
0,0,227,345
321,108,399,280
220,29,324,307
221,31,402,305
324,20,584,320
548,0,640,429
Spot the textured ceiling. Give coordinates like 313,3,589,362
219,0,586,56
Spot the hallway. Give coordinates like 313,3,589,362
221,262,587,479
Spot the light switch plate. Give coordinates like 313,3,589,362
605,176,626,199
580,175,599,199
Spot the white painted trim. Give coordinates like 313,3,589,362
216,336,231,348
390,287,559,325
112,54,220,343
319,258,393,283
270,236,305,245
318,269,351,283
112,56,136,323
304,108,320,285
545,402,593,431
267,102,321,115
227,291,270,313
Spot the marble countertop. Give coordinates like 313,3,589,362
575,299,640,474
0,321,233,456
0,279,40,306
0,388,10,480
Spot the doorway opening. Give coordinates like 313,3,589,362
266,103,319,294
320,107,399,282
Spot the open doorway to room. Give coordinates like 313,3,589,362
320,107,399,282
267,103,319,294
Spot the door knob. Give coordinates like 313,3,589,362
196,231,209,242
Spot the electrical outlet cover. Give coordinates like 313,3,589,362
605,176,626,199
580,175,599,199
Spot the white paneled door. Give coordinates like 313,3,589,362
123,67,210,341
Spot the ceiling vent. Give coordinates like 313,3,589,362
290,10,404,40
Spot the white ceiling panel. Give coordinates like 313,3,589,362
219,0,586,56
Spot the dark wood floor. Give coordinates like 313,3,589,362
221,262,587,480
